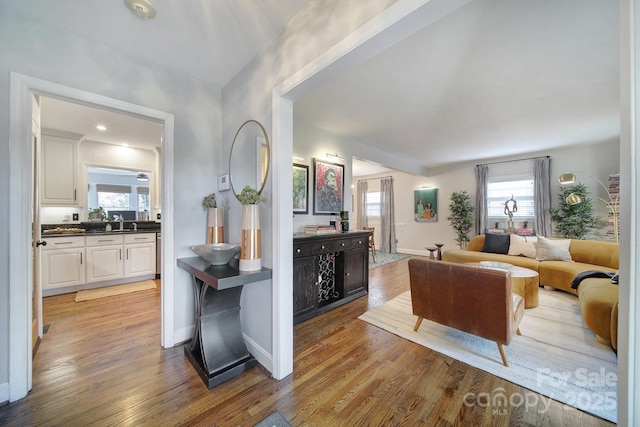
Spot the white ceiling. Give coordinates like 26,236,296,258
15,0,620,175
295,0,620,171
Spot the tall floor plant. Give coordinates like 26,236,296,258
548,183,600,239
447,190,474,249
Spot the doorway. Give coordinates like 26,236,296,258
8,73,175,402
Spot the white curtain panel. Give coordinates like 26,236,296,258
356,180,368,230
380,177,396,253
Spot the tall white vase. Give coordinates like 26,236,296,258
206,208,224,244
239,204,261,271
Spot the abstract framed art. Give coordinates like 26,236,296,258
293,163,309,214
313,158,344,215
414,188,438,222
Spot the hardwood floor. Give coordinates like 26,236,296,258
0,259,614,426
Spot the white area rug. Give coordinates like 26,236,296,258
358,288,617,423
75,280,156,302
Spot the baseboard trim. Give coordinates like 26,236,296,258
244,333,273,374
0,382,8,404
396,248,428,257
173,326,195,347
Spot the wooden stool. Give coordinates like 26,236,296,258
426,247,437,260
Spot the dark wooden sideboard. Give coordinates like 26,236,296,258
293,231,369,324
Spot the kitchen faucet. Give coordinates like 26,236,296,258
133,222,137,231
119,215,124,231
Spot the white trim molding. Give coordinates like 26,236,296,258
8,72,175,402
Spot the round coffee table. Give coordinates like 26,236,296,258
467,263,539,308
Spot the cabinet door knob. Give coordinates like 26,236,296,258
321,245,325,250
296,248,301,253
341,243,345,247
346,272,350,276
358,240,362,244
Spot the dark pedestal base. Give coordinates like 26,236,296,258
187,276,256,389
184,345,256,389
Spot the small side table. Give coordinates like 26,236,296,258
434,243,444,260
177,257,272,388
426,247,438,260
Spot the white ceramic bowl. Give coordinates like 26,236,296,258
480,261,513,270
190,243,241,265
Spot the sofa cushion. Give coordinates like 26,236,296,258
508,234,538,258
482,233,510,254
535,235,572,261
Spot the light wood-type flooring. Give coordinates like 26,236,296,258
0,258,614,426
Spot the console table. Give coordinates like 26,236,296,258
293,231,369,324
177,256,272,388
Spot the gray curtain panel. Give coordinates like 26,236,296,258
474,164,488,235
356,180,368,230
380,177,396,253
534,156,552,236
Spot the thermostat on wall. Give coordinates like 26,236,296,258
218,174,230,191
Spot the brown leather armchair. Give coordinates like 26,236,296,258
408,258,525,366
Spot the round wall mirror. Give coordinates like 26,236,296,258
229,120,270,201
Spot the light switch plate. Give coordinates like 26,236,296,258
218,174,230,191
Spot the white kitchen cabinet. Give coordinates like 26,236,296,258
41,236,85,289
124,234,156,278
41,129,81,206
85,235,124,283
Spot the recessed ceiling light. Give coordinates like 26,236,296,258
96,125,107,131
124,0,157,20
122,143,129,147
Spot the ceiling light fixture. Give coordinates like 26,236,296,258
124,0,157,20
137,173,149,182
96,124,107,131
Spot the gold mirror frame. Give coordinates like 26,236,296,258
229,120,270,201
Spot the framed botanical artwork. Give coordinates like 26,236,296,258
313,158,344,215
414,188,438,222
293,163,309,214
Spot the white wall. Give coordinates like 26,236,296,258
222,0,400,367
0,7,222,387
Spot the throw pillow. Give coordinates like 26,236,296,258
481,232,510,255
534,235,572,261
508,234,538,258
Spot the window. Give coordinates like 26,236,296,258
96,184,132,210
366,191,381,218
487,178,535,219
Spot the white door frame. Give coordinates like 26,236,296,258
8,72,175,402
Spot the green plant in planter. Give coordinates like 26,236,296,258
88,207,107,222
447,190,474,249
238,185,266,205
202,193,217,208
548,183,600,239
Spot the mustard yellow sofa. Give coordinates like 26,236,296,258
442,234,619,349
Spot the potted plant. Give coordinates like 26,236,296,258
238,185,266,205
88,207,107,222
447,190,474,249
202,192,224,243
548,183,600,239
237,186,266,271
202,193,217,209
